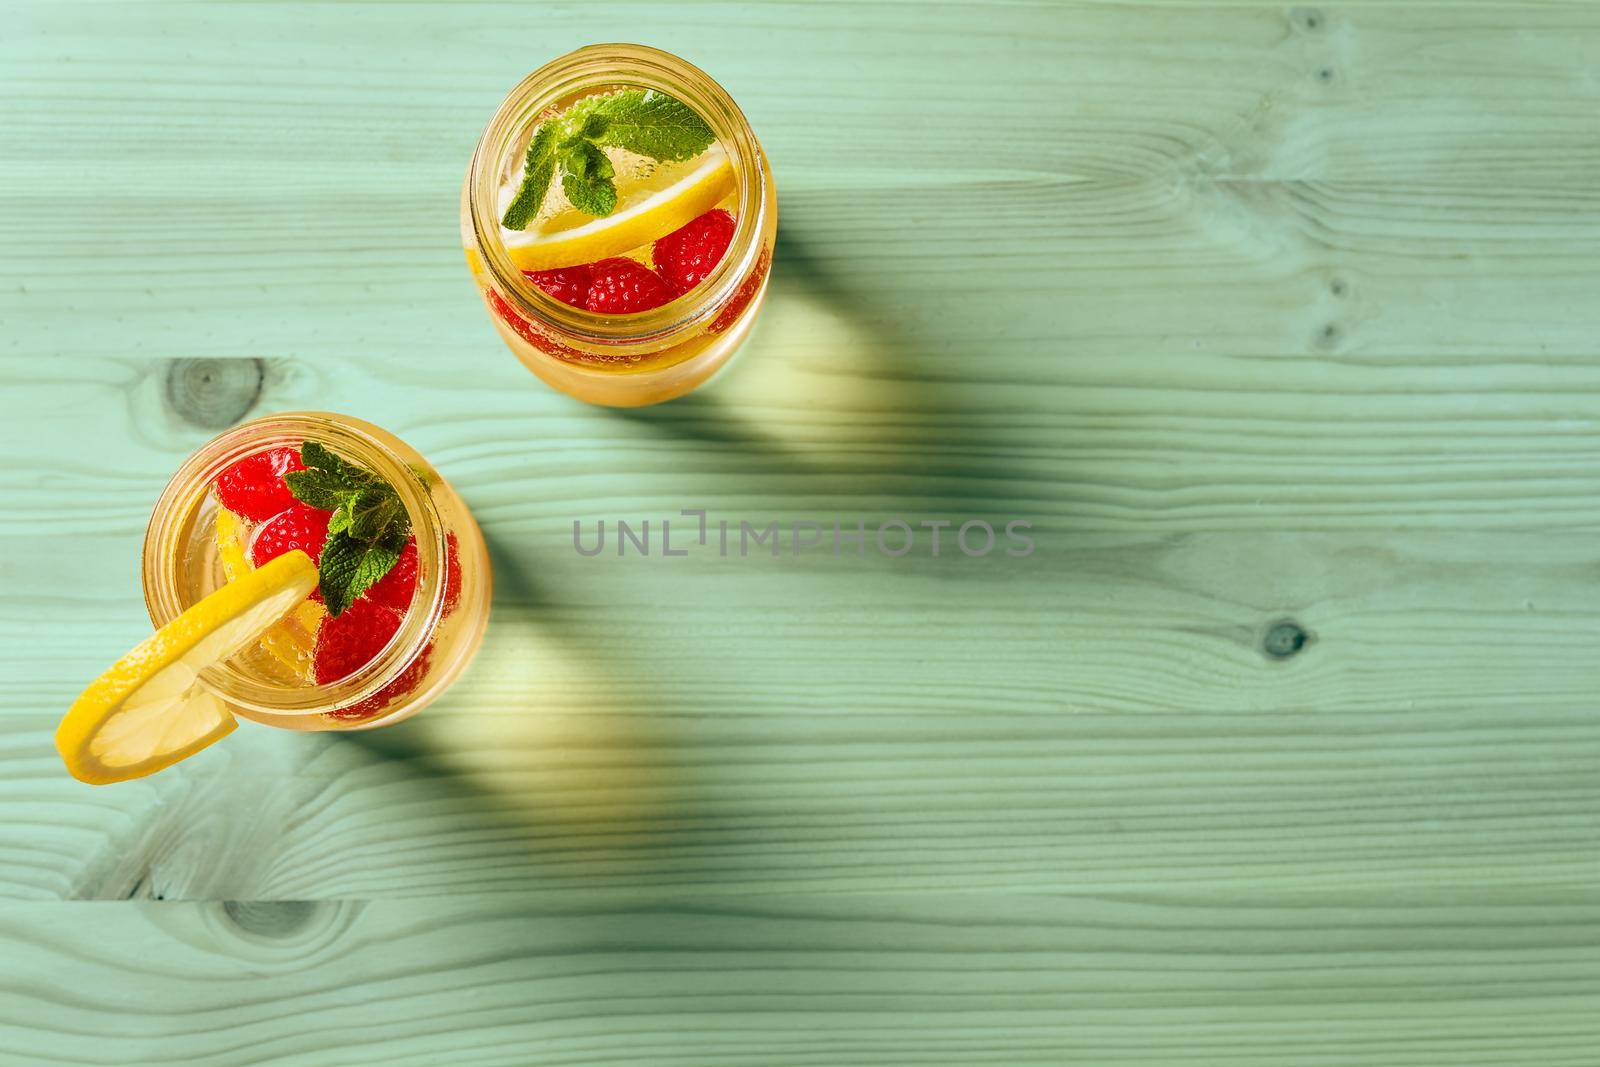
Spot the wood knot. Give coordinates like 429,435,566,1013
1263,620,1310,659
1290,7,1326,33
222,900,318,938
1314,322,1342,350
165,357,264,429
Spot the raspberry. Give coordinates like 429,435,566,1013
486,286,583,360
708,248,770,335
214,446,305,522
523,265,592,308
324,644,433,723
363,537,418,612
443,533,463,614
652,209,735,295
314,598,402,685
583,257,673,314
361,533,462,614
249,504,330,571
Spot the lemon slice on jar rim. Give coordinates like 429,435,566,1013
55,550,318,785
499,143,735,272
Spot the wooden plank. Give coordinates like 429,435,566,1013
10,306,1600,535
5,893,1600,1066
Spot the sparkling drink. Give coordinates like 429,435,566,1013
462,45,777,406
143,412,491,731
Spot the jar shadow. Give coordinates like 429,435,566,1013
332,529,733,894
328,221,1058,892
613,225,1045,533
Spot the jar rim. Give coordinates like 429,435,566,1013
141,412,446,716
467,44,769,351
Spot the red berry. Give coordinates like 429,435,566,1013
363,537,418,612
443,532,463,615
485,286,583,360
361,533,463,614
708,248,771,335
523,265,592,308
583,257,673,314
314,598,402,685
214,446,305,522
652,209,735,295
324,643,433,723
250,504,330,570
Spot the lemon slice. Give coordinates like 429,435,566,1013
56,550,319,784
215,506,324,680
213,505,254,583
500,144,735,272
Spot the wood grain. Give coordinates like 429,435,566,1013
4,1,1600,1063
7,893,1600,1066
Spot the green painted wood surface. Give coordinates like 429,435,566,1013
5,1,1600,1063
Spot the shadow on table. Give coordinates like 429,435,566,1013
614,224,1036,523
340,529,719,892
339,226,1047,893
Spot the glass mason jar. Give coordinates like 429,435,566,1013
461,44,777,407
142,412,492,731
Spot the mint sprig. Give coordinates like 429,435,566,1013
559,141,618,217
501,124,560,230
500,89,716,228
283,442,411,616
594,91,717,162
318,533,405,616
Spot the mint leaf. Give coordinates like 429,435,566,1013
300,440,345,474
301,441,372,486
501,123,560,230
557,111,608,150
319,530,404,617
346,485,404,541
284,468,358,512
499,89,715,226
287,441,413,616
559,141,617,217
592,89,714,162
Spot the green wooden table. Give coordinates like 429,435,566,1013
7,2,1600,1063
